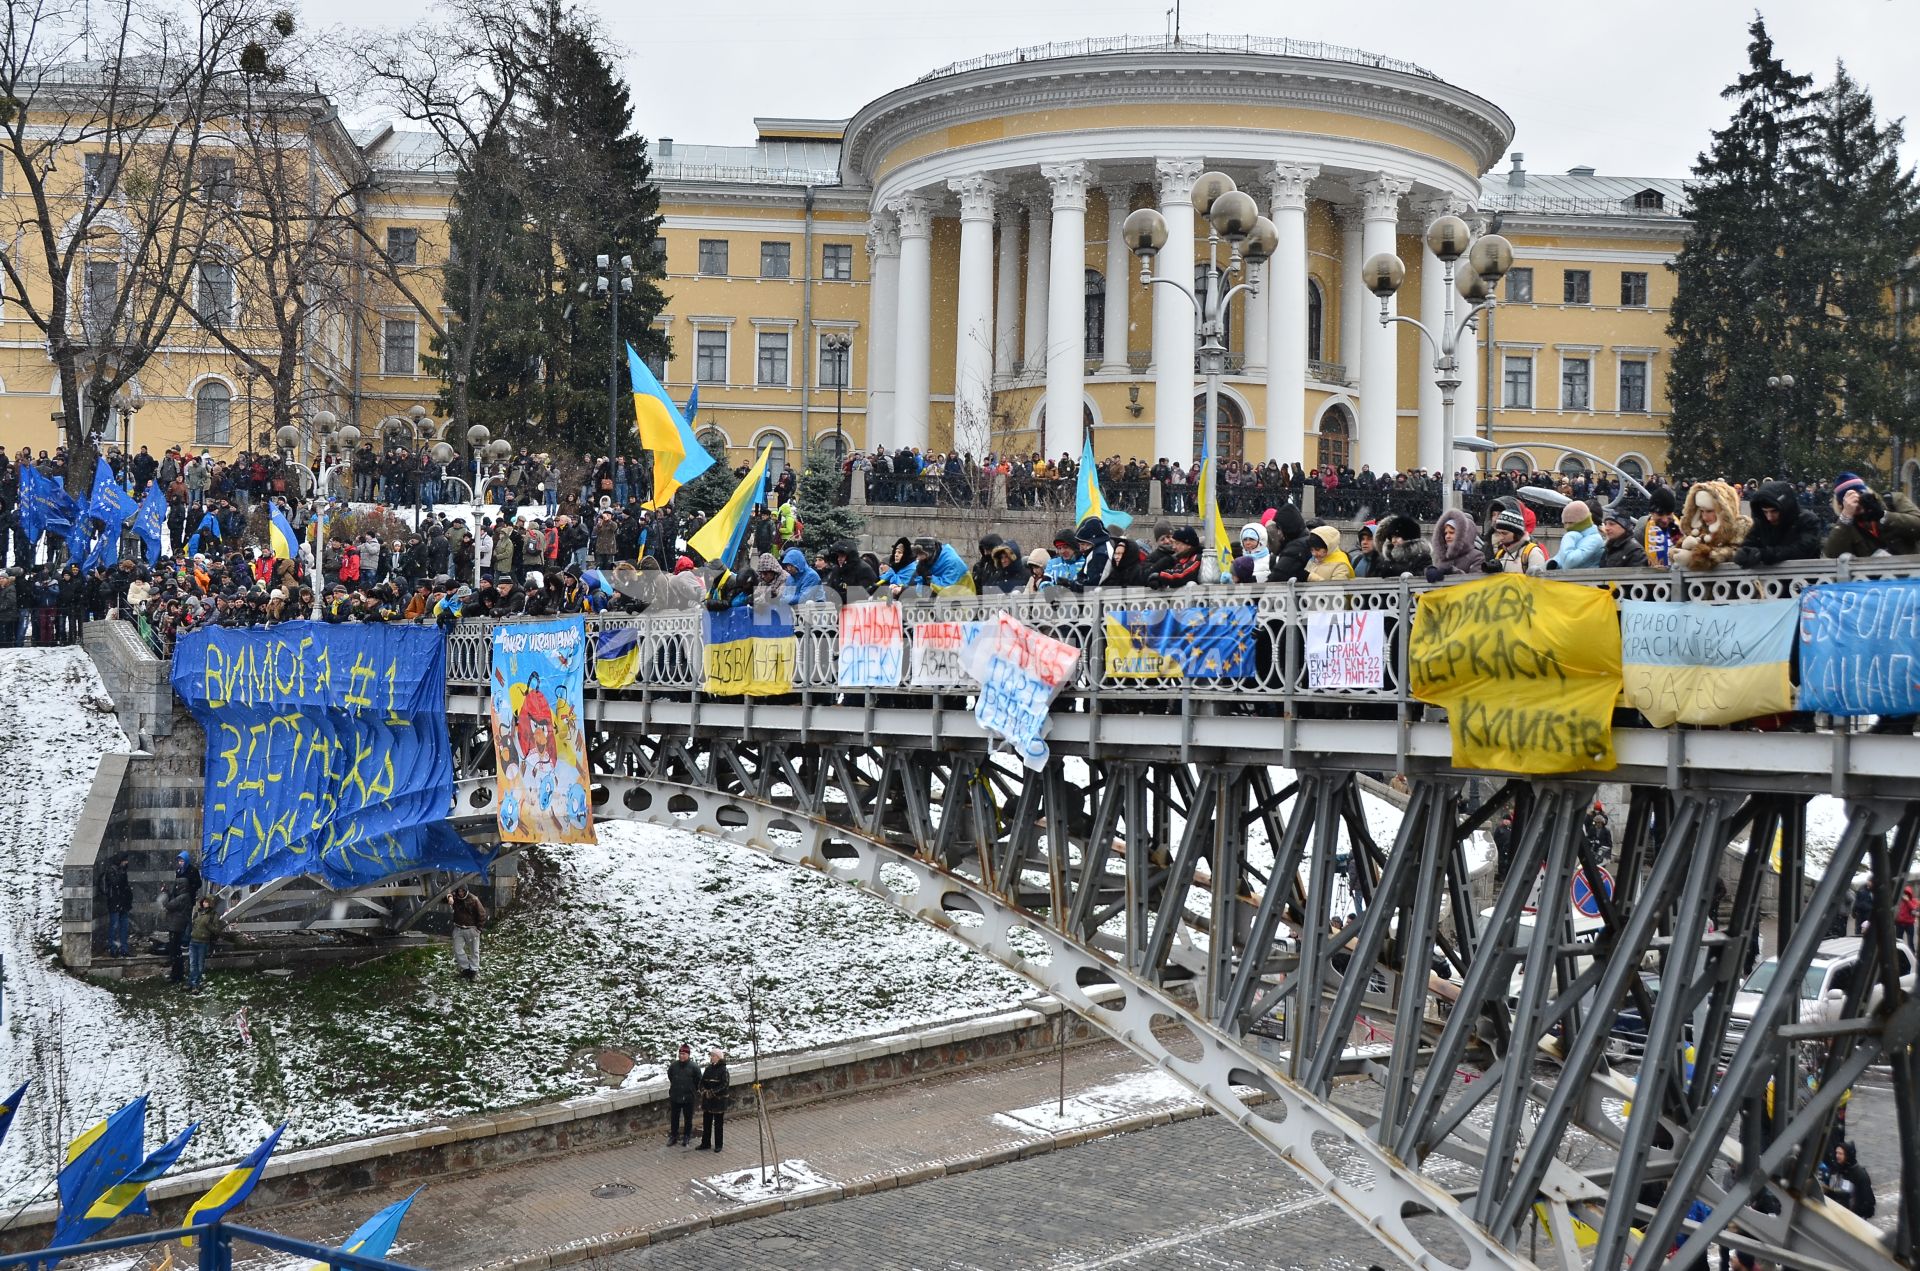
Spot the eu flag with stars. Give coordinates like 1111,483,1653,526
132,480,169,567
87,457,137,529
18,466,79,547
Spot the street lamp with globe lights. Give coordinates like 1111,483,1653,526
463,423,513,589
275,409,359,618
1122,171,1278,580
1361,218,1514,511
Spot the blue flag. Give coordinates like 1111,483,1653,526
132,480,169,567
55,1096,147,1229
0,1081,25,1152
82,524,120,572
59,1121,198,1245
185,511,222,557
319,1187,422,1267
18,466,79,547
87,457,136,529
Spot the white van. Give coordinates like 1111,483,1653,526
1724,937,1918,1057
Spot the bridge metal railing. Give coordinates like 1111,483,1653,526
443,557,1920,710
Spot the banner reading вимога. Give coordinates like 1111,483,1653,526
490,617,595,844
171,623,485,887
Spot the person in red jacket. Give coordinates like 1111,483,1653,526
1898,885,1918,954
1146,526,1202,589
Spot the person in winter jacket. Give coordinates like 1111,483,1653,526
1824,473,1920,558
1425,508,1484,582
186,895,226,991
899,536,970,594
1069,518,1112,590
778,546,823,604
162,851,200,983
1349,524,1380,578
448,884,488,980
1145,526,1202,589
1237,522,1271,569
976,539,1027,593
1485,507,1547,575
1376,514,1431,578
1305,526,1354,581
1821,1142,1875,1218
1265,504,1316,583
1598,507,1650,568
697,1048,731,1152
1043,529,1083,586
821,541,878,601
1672,480,1748,571
1737,479,1824,567
666,1043,700,1146
1636,485,1681,567
1551,501,1605,570
1105,537,1150,588
100,851,134,956
881,537,917,586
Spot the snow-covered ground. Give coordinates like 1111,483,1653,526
0,647,1027,1199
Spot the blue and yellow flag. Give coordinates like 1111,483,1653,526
66,1122,198,1244
267,505,298,560
181,1123,286,1246
1196,436,1231,561
686,444,770,569
1074,435,1131,531
595,627,641,689
19,465,80,546
703,606,796,696
132,480,169,567
0,1081,26,1152
628,343,714,508
56,1096,147,1222
1619,599,1796,727
310,1188,421,1270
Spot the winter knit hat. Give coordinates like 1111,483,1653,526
1025,548,1051,569
1649,486,1677,515
1834,473,1869,502
1560,501,1591,528
1494,508,1528,536
1601,505,1630,528
754,552,779,574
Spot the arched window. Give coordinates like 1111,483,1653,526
1192,394,1245,464
696,426,728,461
754,430,788,477
1500,450,1535,474
194,381,231,446
1317,405,1352,469
1557,454,1587,477
1307,279,1325,363
817,430,849,466
1084,268,1104,362
1616,455,1647,481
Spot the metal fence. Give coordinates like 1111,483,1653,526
0,1221,424,1271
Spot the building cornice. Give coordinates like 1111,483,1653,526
1493,213,1690,243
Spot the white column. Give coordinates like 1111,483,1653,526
949,174,1000,459
1264,163,1317,466
889,194,934,451
1153,157,1204,466
993,207,1021,382
1353,173,1410,473
1242,265,1266,377
1415,197,1458,478
1336,206,1365,391
1043,161,1093,462
1100,184,1132,374
1021,195,1051,375
865,214,900,450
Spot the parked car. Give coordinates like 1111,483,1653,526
1724,937,1917,1057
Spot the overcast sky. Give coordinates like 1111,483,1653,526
330,0,1916,178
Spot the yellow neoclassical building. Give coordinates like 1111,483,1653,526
0,35,1690,484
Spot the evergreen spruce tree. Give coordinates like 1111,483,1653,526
1665,17,1816,479
674,434,741,519
796,446,865,551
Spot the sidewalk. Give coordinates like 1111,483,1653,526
226,1041,1193,1270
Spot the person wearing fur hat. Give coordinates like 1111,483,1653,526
1738,479,1825,566
1305,525,1354,581
1376,514,1432,578
1672,480,1749,571
1599,505,1649,568
1824,473,1920,558
1485,507,1547,575
1550,500,1605,570
1265,504,1316,583
1425,508,1483,582
1636,485,1681,567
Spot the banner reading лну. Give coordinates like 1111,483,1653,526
490,617,595,844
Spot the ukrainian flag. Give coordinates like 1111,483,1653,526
0,1081,25,1152
309,1188,421,1270
595,627,641,689
1197,441,1232,561
628,342,714,507
268,505,298,560
1074,434,1132,531
180,1123,285,1246
686,444,770,569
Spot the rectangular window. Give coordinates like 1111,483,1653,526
697,239,728,276
386,227,419,265
1561,357,1591,410
1505,268,1533,303
84,260,119,330
695,328,728,383
821,243,853,281
651,235,668,268
756,329,789,385
759,241,791,279
1619,360,1649,413
382,318,417,375
1620,271,1649,307
1502,354,1533,409
83,152,120,196
198,261,235,328
819,334,851,388
1563,270,1591,305
198,155,236,205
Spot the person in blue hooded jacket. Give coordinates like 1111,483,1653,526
779,546,824,603
889,535,967,595
1548,500,1605,570
1068,517,1112,590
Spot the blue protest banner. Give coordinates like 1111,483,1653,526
170,623,484,886
1798,579,1920,717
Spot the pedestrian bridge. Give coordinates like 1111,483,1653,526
160,561,1920,1270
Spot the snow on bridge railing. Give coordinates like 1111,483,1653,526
442,557,1920,708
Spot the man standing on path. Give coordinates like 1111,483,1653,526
448,884,488,981
666,1044,699,1147
163,851,200,983
697,1048,730,1153
100,851,134,957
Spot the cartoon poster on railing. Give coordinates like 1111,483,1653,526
909,619,982,687
962,612,1080,770
1305,610,1386,689
838,601,904,687
1619,599,1796,726
703,606,797,695
1103,605,1257,679
1408,575,1621,775
1798,579,1920,717
489,617,595,844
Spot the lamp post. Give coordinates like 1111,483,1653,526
1360,217,1514,512
275,410,359,619
593,252,634,463
464,423,513,590
820,331,850,472
1122,172,1278,581
112,386,145,460
1766,372,1796,478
